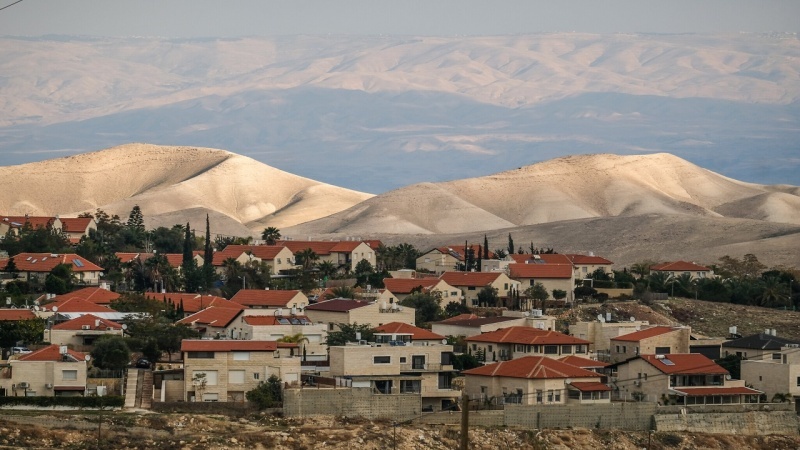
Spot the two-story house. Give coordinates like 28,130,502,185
439,272,519,307
0,345,89,397
54,217,97,245
431,314,523,338
230,289,309,313
650,261,713,280
613,353,761,405
239,315,328,361
721,331,800,361
181,340,301,402
507,263,575,305
276,240,381,273
45,314,124,349
608,326,691,363
328,341,458,411
1,253,104,286
569,319,650,354
212,245,295,275
417,244,493,274
565,254,614,279
382,277,461,303
177,307,245,339
304,298,416,332
741,344,800,410
466,326,591,363
463,356,610,406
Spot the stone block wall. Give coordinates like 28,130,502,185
283,387,421,420
504,403,656,430
654,411,800,435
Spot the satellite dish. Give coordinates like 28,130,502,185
52,306,58,312
596,314,603,322
630,316,635,322
599,317,606,323
84,355,91,361
121,324,128,330
34,306,40,311
441,339,447,345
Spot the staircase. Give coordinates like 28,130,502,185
123,369,138,408
122,369,154,409
139,369,154,409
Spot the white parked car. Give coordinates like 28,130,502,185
11,347,32,354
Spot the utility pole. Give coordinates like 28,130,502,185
460,392,469,450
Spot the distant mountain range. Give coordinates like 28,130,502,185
0,34,798,192
1,146,798,268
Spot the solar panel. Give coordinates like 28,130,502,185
73,259,84,267
660,358,675,366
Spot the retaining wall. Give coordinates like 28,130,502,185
654,411,799,435
283,387,421,420
505,403,656,431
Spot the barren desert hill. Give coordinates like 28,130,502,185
284,152,800,237
0,144,373,235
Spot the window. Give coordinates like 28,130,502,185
451,291,458,296
504,283,508,290
400,357,406,363
203,393,219,402
622,346,627,353
62,370,77,381
254,373,260,380
412,355,426,370
796,376,800,387
488,345,493,352
536,390,543,403
582,267,587,273
561,345,571,354
655,347,670,355
188,351,215,359
193,370,218,386
615,345,620,353
374,356,391,364
229,370,245,384
772,353,782,360
547,390,554,402
277,258,281,264
544,345,558,354
468,287,475,291
400,380,420,394
233,352,250,361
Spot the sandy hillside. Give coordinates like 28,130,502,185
0,144,372,234
285,153,800,237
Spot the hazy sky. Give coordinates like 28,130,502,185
1,0,798,37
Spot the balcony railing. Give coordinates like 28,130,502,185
400,363,450,372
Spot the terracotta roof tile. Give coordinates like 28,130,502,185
569,381,611,392
440,272,504,287
50,297,116,313
231,290,304,308
5,253,103,273
463,355,601,379
640,354,728,375
275,240,338,256
212,245,291,266
52,314,122,331
383,278,442,294
612,326,680,342
0,309,37,321
181,340,295,352
509,254,572,265
467,326,590,345
558,355,611,369
242,315,312,326
115,253,141,264
304,298,371,312
177,307,242,328
428,245,495,262
59,217,94,233
434,315,518,327
670,386,761,396
53,287,120,305
651,261,711,272
374,322,444,340
1,216,54,230
565,254,613,265
18,344,87,362
144,293,243,314
508,263,573,279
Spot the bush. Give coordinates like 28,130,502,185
0,395,124,408
246,375,282,409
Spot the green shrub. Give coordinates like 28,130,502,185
0,395,124,408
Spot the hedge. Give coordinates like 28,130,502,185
0,395,124,408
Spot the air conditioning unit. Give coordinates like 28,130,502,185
45,383,53,389
18,382,29,389
81,325,91,330
633,380,641,387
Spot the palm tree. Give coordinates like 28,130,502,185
295,248,319,272
325,285,356,299
261,227,281,245
648,271,670,293
759,276,790,307
630,261,653,279
316,260,338,280
278,333,310,360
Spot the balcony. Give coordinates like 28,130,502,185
400,363,452,372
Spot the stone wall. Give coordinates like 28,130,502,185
283,387,421,420
653,411,800,435
151,401,258,417
505,403,656,430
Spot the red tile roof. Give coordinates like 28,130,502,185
440,272,504,287
243,315,311,326
59,217,94,233
1,215,54,230
383,278,442,294
115,253,141,264
54,287,120,305
304,298,371,312
4,253,103,273
231,289,304,308
558,355,611,369
275,240,338,256
429,245,494,262
467,326,590,345
651,261,711,272
18,344,87,362
52,314,122,331
374,322,445,340
670,386,761,396
509,254,572,265
50,297,115,313
640,354,728,375
565,254,613,265
177,307,242,328
463,355,601,379
434,315,518,327
569,381,611,392
0,309,37,321
612,326,680,342
212,245,290,266
144,293,243,314
181,340,296,352
508,263,573,279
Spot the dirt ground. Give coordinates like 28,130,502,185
1,411,799,450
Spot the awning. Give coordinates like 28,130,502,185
669,386,761,396
54,386,86,391
569,382,611,392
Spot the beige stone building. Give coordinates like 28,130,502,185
507,263,575,304
613,354,760,405
382,277,461,303
565,254,614,279
0,345,89,397
1,253,104,286
569,319,650,354
45,314,124,350
181,340,301,402
650,261,713,280
416,244,491,274
240,315,329,361
276,240,381,273
741,344,800,408
466,326,591,364
463,356,610,406
609,326,691,363
305,298,416,331
439,272,519,307
54,217,97,245
328,341,458,411
721,331,800,361
212,245,296,275
231,289,309,313
431,314,523,338
177,307,245,339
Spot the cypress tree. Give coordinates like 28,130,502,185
507,233,514,256
483,235,489,260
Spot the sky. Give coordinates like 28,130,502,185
1,0,799,37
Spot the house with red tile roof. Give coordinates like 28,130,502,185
557,355,611,372
431,314,525,338
565,254,614,279
481,253,572,273
650,261,713,280
46,297,116,314
609,326,691,363
144,292,243,316
240,314,329,361
50,286,121,306
230,289,308,312
54,217,97,244
416,244,494,275
181,339,301,402
1,253,104,286
507,263,575,305
439,272,519,307
276,239,382,273
463,356,610,405
211,245,295,275
45,314,123,348
0,344,89,397
0,215,56,237
304,298,416,331
382,277,461,303
613,353,761,405
373,322,446,345
467,326,591,364
177,306,245,339
0,308,37,321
